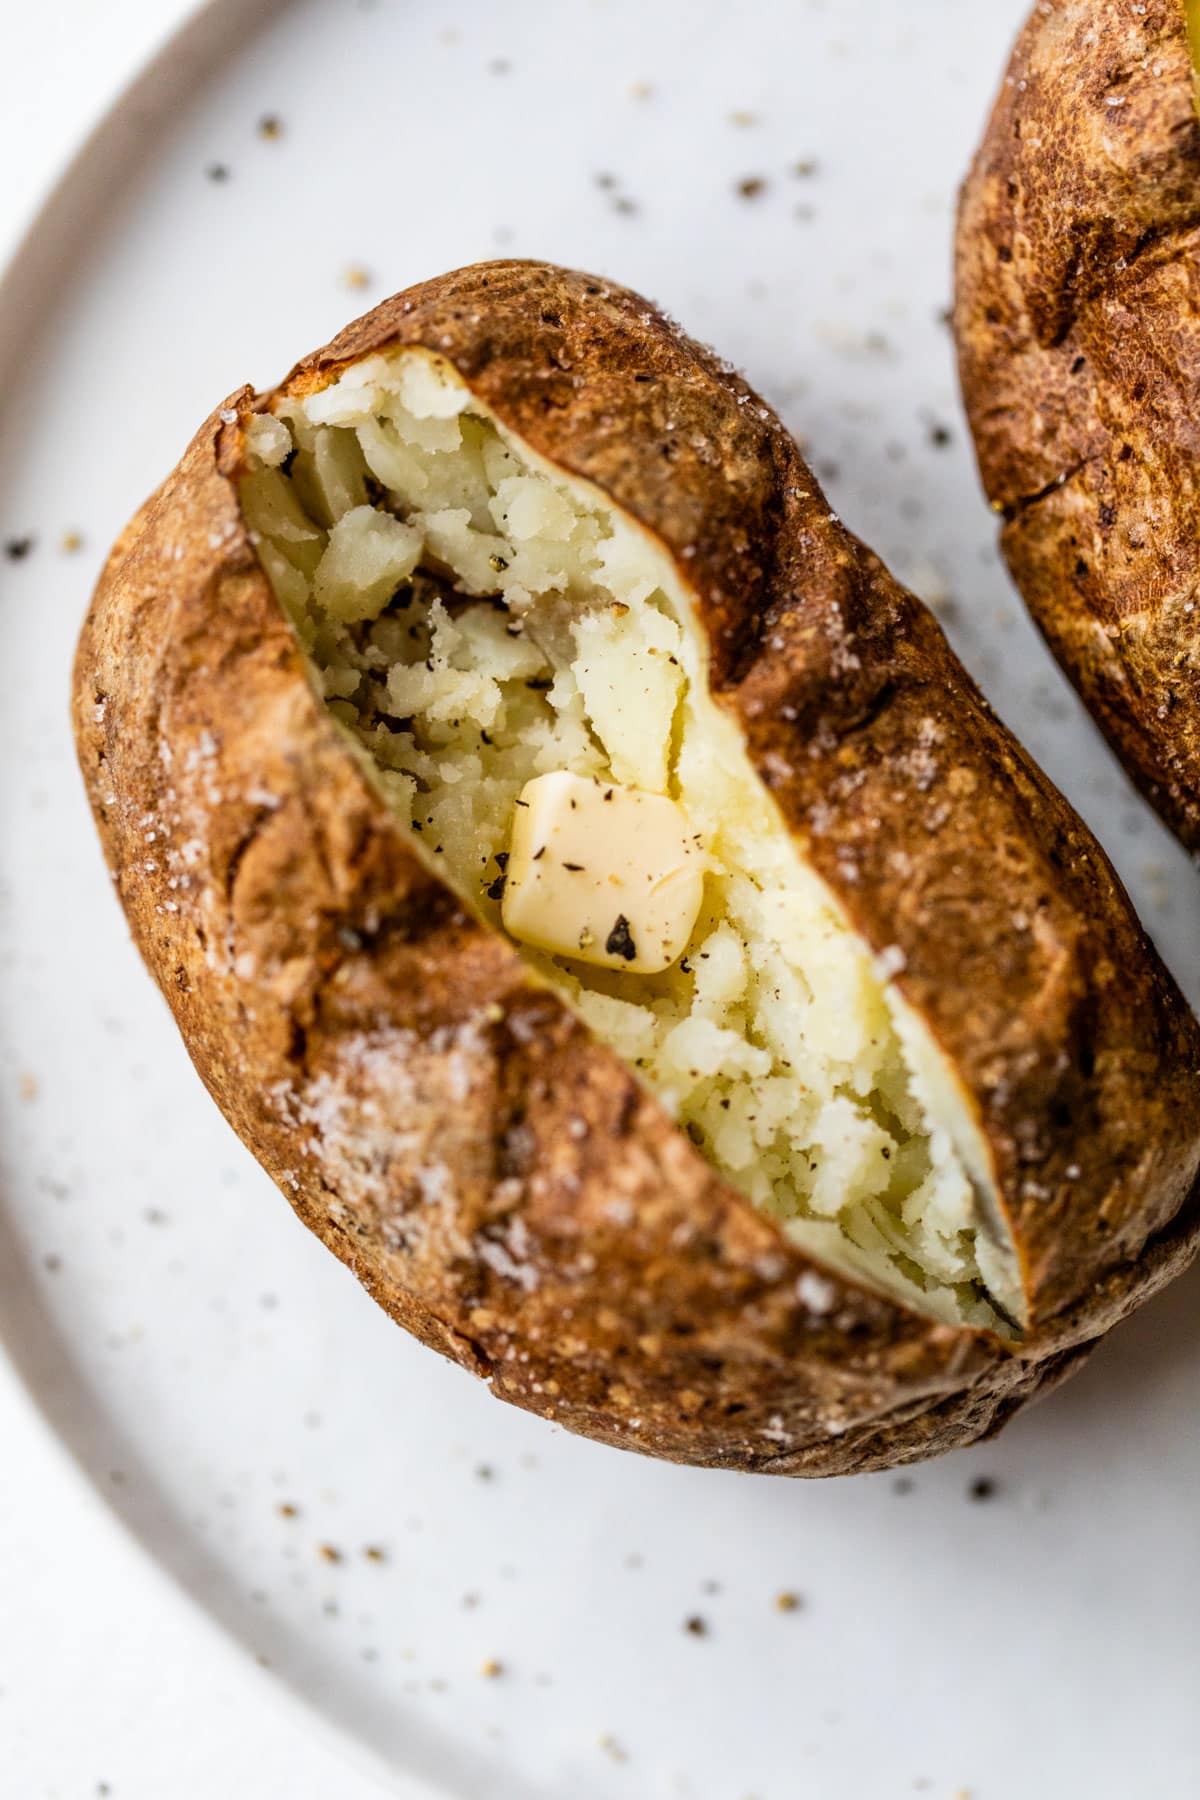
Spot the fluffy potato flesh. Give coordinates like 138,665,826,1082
242,351,1024,1334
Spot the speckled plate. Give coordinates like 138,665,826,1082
3,2,1200,1796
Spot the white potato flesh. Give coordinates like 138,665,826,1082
313,507,422,623
244,348,1024,1334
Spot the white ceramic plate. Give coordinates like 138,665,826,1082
2,2,1199,1795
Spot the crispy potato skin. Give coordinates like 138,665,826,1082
956,0,1200,848
73,262,1200,1474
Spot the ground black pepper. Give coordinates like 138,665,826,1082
606,916,637,961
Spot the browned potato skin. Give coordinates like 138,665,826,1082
72,262,1200,1474
956,0,1200,849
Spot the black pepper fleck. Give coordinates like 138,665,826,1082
606,915,637,962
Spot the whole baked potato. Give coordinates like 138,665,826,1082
956,0,1200,851
73,261,1200,1475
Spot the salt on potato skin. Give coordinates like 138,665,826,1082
76,261,1200,1477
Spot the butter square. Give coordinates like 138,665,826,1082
501,772,705,974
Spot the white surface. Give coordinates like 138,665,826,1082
2,2,1199,1796
4,2,198,254
0,8,400,1792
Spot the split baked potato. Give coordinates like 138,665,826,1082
956,0,1200,851
73,261,1200,1475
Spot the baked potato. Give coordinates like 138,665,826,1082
73,260,1200,1475
956,0,1200,851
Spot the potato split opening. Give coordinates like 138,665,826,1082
241,349,1024,1335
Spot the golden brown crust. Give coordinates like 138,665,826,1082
955,0,1200,849
73,261,1200,1474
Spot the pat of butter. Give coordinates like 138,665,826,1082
501,772,704,974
